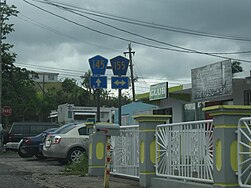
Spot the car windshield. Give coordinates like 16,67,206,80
54,123,75,134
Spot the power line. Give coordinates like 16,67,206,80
37,0,251,42
18,13,76,40
23,0,251,64
17,14,122,52
15,62,85,74
42,1,251,56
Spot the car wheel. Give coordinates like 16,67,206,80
18,142,34,158
67,147,85,163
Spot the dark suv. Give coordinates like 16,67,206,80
5,122,59,151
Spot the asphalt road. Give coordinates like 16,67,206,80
0,161,43,188
0,152,141,188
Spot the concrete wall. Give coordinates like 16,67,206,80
233,78,251,105
158,98,185,123
114,102,158,125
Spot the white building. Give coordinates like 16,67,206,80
49,104,117,124
31,72,59,83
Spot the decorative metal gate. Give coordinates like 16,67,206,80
238,117,251,187
111,125,139,179
156,120,214,183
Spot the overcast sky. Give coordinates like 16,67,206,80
5,0,251,94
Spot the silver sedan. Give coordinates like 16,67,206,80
43,123,89,164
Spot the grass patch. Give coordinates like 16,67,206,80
64,154,88,176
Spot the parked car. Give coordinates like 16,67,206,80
18,123,76,158
18,128,58,158
5,122,59,151
43,123,89,164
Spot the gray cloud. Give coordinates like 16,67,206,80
6,0,251,93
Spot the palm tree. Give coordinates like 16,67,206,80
81,70,92,93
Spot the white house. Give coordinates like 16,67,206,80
31,72,59,83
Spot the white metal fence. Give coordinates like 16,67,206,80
238,117,251,188
156,120,214,183
111,125,139,179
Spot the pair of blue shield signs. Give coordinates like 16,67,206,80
89,55,130,89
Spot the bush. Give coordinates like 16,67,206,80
65,153,88,176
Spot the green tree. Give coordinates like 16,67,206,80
81,70,92,93
61,78,81,104
232,61,243,75
1,3,39,125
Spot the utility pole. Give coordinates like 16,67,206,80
124,43,136,101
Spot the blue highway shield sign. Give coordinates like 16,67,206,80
111,76,129,89
90,76,107,89
89,55,108,75
110,56,129,76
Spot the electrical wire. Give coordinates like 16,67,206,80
40,1,251,56
17,13,122,52
23,0,251,63
36,0,251,42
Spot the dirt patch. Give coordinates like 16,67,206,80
0,152,141,188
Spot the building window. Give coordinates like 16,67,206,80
244,90,251,105
184,103,195,121
121,115,129,126
48,74,55,80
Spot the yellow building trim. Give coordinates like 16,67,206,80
214,124,237,129
150,140,156,164
216,139,222,171
210,112,251,117
140,172,156,175
133,115,171,123
139,129,156,132
89,143,92,160
96,142,104,160
140,140,145,164
230,140,238,172
214,183,239,187
203,105,251,111
136,119,169,123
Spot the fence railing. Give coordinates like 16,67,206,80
238,117,251,188
156,120,214,183
111,125,139,179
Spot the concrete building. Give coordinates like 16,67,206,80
31,72,59,83
49,104,117,125
136,75,251,123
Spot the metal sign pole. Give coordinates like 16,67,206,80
118,89,121,126
97,89,100,122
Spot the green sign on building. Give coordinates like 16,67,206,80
149,82,168,101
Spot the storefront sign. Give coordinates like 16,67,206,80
149,82,168,101
191,60,232,101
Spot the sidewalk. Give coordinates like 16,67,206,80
33,173,142,188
